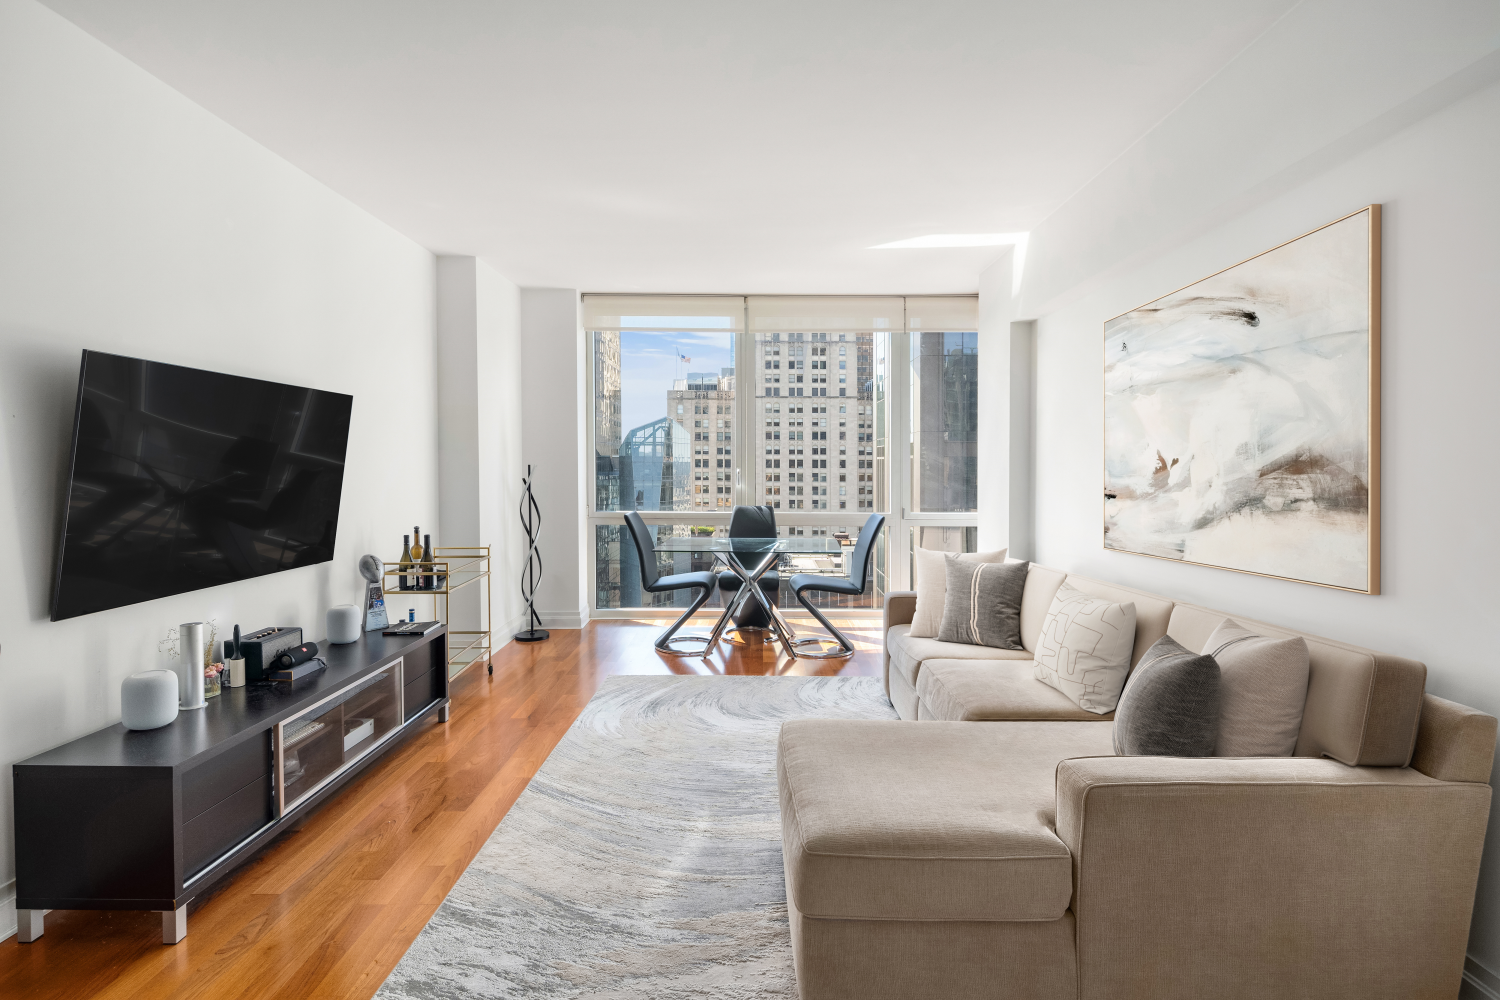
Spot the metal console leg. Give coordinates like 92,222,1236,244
162,907,187,945
16,909,44,943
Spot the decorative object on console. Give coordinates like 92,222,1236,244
360,554,390,630
398,534,414,590
1032,584,1137,714
1113,634,1222,756
515,464,549,643
908,546,1005,638
328,604,361,644
225,624,246,688
177,622,208,710
120,669,179,731
936,557,1028,649
1103,205,1381,594
1203,618,1311,756
239,626,304,683
204,664,222,699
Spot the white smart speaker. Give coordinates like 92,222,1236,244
121,669,180,731
327,604,361,644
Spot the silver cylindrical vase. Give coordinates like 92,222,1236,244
178,621,208,710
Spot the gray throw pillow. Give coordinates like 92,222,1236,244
936,557,1028,649
1113,635,1222,756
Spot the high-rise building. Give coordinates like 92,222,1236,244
751,331,874,511
592,331,622,511
911,331,978,512
667,369,735,509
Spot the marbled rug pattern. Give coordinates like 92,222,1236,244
376,674,897,999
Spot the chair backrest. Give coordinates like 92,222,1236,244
849,514,885,591
621,511,660,588
728,504,777,538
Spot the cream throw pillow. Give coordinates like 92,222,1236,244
908,547,1007,638
1203,618,1311,756
1033,584,1137,714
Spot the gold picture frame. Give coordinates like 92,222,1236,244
1102,205,1381,594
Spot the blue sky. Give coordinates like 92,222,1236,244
617,329,734,436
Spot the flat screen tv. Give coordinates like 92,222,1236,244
50,351,354,621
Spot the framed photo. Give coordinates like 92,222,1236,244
1103,205,1380,593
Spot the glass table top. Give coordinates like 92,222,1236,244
654,536,847,555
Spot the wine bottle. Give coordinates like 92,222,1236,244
422,533,435,591
411,527,424,589
398,535,413,590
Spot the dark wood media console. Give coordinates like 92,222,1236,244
12,626,450,945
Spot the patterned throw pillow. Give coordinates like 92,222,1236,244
1033,584,1137,714
908,546,1007,638
936,558,1029,649
1113,634,1222,756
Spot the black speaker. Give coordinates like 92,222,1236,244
274,641,320,670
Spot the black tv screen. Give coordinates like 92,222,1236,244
50,351,354,621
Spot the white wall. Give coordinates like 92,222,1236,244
519,288,587,629
436,257,527,657
1027,78,1500,973
0,0,439,939
976,251,1033,557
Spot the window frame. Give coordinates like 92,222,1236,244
584,296,978,618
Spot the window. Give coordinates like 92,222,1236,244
586,294,976,614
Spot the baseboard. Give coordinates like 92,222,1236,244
1465,955,1500,1000
536,610,586,629
2,879,15,943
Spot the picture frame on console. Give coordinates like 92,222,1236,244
1102,205,1381,594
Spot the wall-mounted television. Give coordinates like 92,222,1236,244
50,351,354,621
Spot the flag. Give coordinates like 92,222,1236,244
679,352,691,363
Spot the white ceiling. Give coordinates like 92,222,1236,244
42,0,1301,293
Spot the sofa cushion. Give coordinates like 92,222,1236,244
1113,635,1221,756
886,624,1032,689
910,547,1006,638
1167,603,1427,766
916,659,1114,722
937,558,1028,648
1058,573,1175,667
778,719,1115,922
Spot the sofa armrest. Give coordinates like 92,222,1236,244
883,590,917,630
1055,756,1491,999
881,591,917,698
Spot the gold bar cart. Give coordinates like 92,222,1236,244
382,546,493,676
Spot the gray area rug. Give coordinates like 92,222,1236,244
377,674,897,999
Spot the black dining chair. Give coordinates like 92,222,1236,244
717,505,781,638
622,511,719,653
789,513,885,658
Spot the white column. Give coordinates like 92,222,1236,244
977,249,1025,555
436,257,526,659
520,288,587,629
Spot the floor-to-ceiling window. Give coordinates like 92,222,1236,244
585,294,977,617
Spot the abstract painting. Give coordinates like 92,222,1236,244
1103,206,1380,593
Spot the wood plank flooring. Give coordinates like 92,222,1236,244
0,618,883,1000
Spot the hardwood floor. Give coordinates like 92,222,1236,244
0,617,884,1000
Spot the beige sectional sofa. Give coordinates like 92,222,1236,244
778,563,1497,1000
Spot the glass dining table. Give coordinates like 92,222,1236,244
653,536,850,657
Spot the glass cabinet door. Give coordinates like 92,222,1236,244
275,658,403,815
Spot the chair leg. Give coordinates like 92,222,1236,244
655,584,716,654
790,590,856,658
